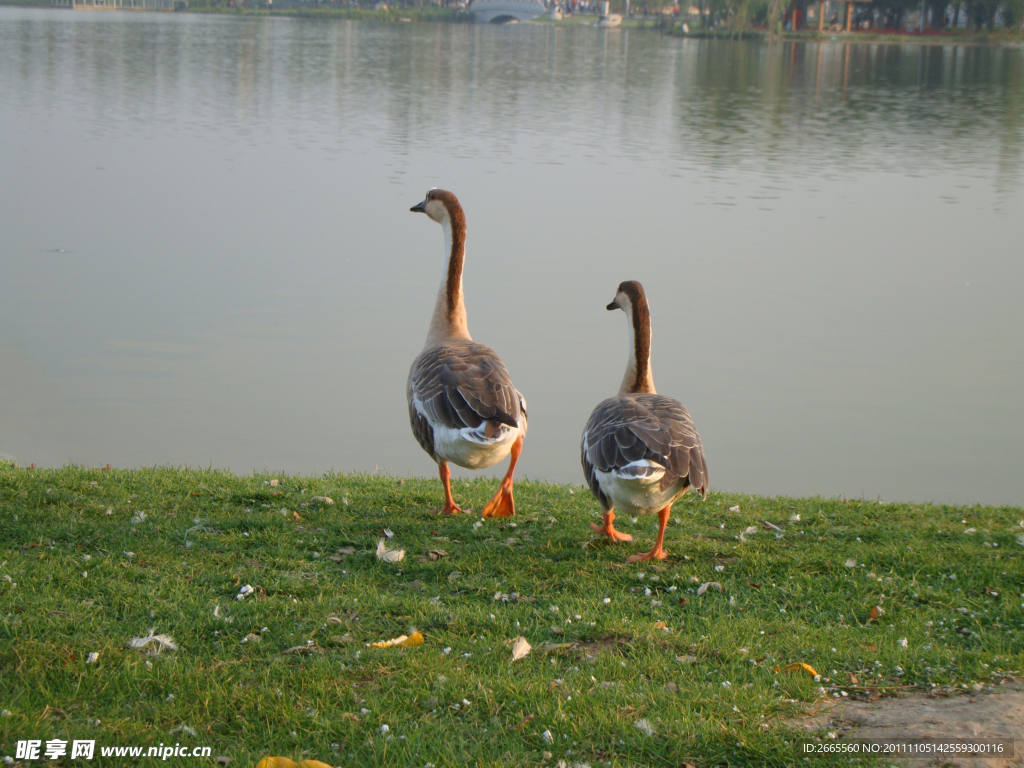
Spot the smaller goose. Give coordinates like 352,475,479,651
581,281,708,562
407,189,528,517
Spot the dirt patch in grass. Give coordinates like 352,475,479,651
578,633,633,655
793,681,1024,767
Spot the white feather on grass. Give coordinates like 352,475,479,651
128,629,178,655
376,539,405,563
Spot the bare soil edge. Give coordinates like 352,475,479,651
791,680,1023,767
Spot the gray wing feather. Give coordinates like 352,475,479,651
408,341,525,452
581,394,708,506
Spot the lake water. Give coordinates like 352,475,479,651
2,8,1022,506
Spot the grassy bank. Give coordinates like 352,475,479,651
1,464,1022,766
670,25,1024,43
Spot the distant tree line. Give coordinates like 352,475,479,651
683,0,1024,31
617,0,1023,30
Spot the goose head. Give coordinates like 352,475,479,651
410,188,463,225
606,280,647,316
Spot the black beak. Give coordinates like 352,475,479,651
606,301,618,311
410,199,427,213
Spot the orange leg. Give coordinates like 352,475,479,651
590,510,633,543
481,434,523,518
626,505,671,563
437,462,463,515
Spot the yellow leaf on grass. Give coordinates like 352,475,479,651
256,759,298,768
371,631,424,648
653,621,667,629
776,662,818,677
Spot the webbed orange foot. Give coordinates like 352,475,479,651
591,511,632,542
481,481,515,518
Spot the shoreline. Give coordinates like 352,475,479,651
3,0,1023,44
2,463,1021,510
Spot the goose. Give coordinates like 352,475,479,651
407,189,527,517
581,280,708,562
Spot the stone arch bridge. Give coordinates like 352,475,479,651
469,0,547,23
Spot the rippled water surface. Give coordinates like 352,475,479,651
2,8,1023,505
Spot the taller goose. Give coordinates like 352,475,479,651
407,189,527,517
581,281,708,562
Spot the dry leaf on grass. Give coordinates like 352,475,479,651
376,539,405,563
696,582,723,596
371,631,424,648
867,606,882,623
513,713,534,730
653,621,668,629
128,629,178,655
427,550,448,561
510,636,532,662
308,496,334,505
776,662,818,678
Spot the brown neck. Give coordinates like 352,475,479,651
445,203,466,324
425,202,470,346
619,291,655,395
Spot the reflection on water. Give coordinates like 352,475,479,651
2,8,1022,505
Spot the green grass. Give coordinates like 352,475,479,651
1,463,1022,766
